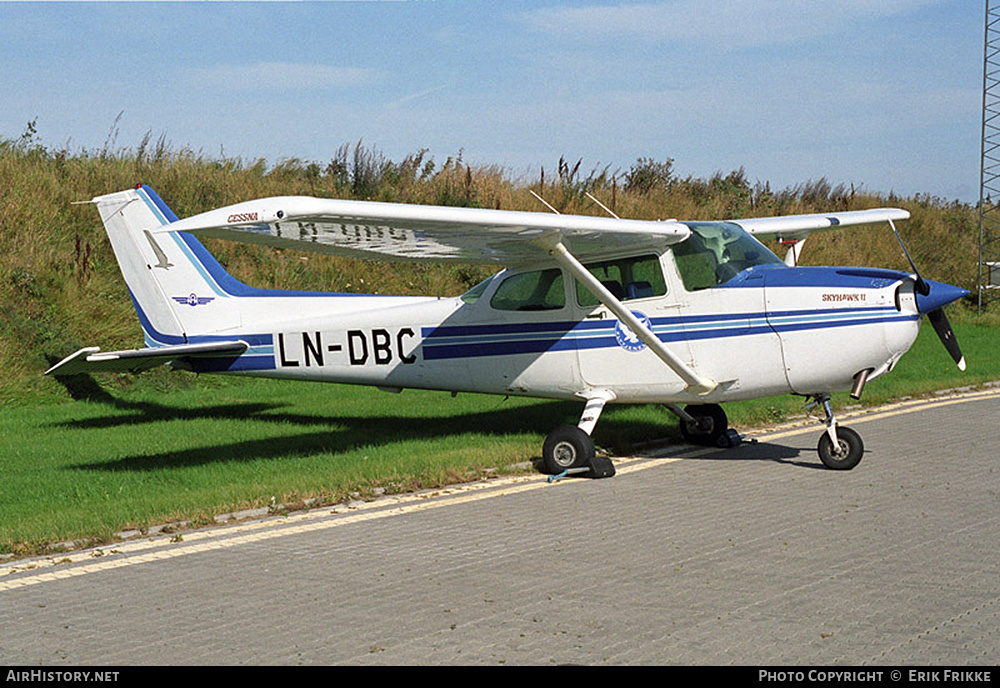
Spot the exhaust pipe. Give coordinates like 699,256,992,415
850,368,873,400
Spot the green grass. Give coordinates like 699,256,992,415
0,378,580,555
2,315,997,557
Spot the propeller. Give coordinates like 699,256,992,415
889,220,967,371
927,308,966,371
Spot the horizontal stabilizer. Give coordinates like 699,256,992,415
45,341,249,376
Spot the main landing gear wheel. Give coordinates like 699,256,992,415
542,425,595,475
817,426,864,471
679,403,730,448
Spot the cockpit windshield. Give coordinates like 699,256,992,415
672,221,784,291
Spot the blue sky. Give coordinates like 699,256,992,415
1,1,985,202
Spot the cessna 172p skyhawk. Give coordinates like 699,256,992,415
47,185,968,477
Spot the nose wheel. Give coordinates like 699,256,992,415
817,426,864,470
808,395,864,470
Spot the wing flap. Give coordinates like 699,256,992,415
156,196,690,265
46,341,249,376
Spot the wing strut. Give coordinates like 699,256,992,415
547,240,717,395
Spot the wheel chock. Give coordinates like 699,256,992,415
717,428,748,448
547,467,591,482
546,456,616,482
587,455,616,478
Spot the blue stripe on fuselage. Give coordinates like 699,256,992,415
127,287,276,371
419,305,914,361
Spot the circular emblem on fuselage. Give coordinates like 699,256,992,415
614,311,651,352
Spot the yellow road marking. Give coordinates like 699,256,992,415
0,474,575,591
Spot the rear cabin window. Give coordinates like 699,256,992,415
575,254,667,307
460,275,494,304
490,268,566,311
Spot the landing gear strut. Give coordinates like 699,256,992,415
807,394,864,470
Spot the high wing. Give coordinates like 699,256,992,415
154,196,911,396
728,208,911,266
730,208,910,239
159,196,908,266
157,196,691,265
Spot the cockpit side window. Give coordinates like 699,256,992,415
673,222,783,291
575,254,667,307
490,268,566,311
460,275,494,304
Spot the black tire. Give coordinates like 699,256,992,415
542,425,595,475
817,426,864,470
679,404,728,447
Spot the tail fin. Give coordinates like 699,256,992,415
94,185,241,345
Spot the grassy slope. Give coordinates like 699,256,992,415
0,135,985,405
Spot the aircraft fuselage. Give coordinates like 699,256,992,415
179,258,923,407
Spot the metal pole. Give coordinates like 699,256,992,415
980,0,989,312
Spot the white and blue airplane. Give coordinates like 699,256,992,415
47,185,968,477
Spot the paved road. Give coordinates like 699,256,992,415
2,389,998,666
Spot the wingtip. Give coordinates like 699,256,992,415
45,346,101,376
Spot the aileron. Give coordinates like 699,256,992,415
731,208,911,240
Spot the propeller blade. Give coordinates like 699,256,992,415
889,219,930,295
927,308,966,371
887,219,967,371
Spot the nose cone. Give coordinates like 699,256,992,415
915,280,969,314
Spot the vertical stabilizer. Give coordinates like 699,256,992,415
93,186,240,346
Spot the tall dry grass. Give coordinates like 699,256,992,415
0,127,981,404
